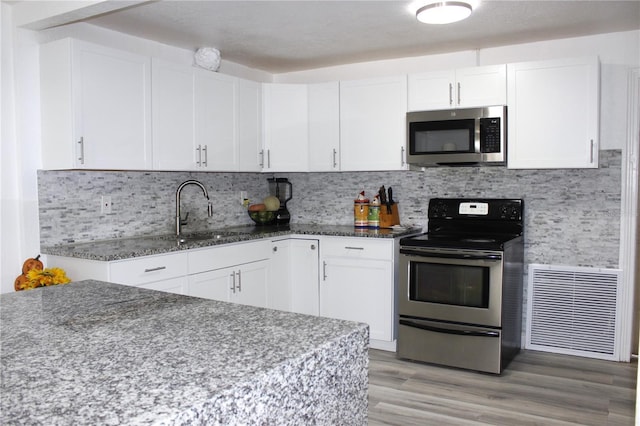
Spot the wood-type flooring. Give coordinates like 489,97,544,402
368,349,637,425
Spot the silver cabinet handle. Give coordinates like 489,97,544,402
401,146,405,166
267,149,271,168
345,246,364,250
230,271,236,293
322,261,327,281
590,139,594,163
196,145,202,167
332,148,338,168
77,137,85,165
202,144,208,167
457,82,461,105
259,149,264,167
144,266,166,273
237,270,242,292
449,83,453,106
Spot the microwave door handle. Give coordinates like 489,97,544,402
399,319,500,338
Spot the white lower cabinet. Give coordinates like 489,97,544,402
268,238,319,315
47,234,398,351
319,237,396,350
187,260,269,308
139,276,186,294
45,252,188,294
186,240,271,308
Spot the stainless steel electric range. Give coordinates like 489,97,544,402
397,198,524,374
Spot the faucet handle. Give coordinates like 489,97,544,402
180,211,190,226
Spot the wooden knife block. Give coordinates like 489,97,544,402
380,203,400,228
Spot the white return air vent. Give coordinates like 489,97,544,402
526,264,622,361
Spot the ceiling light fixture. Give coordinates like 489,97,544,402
416,1,474,25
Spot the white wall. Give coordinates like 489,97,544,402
0,4,42,294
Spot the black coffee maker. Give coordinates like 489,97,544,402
267,177,292,225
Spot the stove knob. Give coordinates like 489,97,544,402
500,205,508,219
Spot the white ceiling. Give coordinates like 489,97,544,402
67,1,640,73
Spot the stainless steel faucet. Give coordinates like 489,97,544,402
176,180,213,236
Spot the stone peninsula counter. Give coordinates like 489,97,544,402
41,224,420,262
1,280,368,425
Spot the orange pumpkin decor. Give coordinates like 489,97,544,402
21,255,44,275
14,255,71,291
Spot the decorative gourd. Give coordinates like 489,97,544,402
22,255,43,275
14,275,29,291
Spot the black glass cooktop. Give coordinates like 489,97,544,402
400,232,521,251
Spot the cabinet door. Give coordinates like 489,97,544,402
233,260,269,308
187,268,232,302
238,78,263,171
407,70,456,111
262,83,309,171
268,239,319,315
320,257,393,341
40,39,152,170
195,70,238,171
152,59,198,170
408,65,507,111
340,76,407,171
308,82,340,171
455,65,507,108
74,42,152,170
268,240,292,311
507,57,599,169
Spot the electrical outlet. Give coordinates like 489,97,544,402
240,191,248,205
101,196,112,214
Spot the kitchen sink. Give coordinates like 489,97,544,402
151,231,240,245
176,231,238,244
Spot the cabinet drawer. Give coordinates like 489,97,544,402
109,253,188,285
321,237,393,260
188,239,271,274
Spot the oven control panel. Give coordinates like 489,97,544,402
428,198,523,221
459,202,488,215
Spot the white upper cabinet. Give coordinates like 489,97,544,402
340,75,408,171
40,38,152,170
262,83,309,172
308,82,340,171
152,59,238,171
151,59,197,170
507,56,600,169
408,65,507,111
195,70,238,171
237,78,264,172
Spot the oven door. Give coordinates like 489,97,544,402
399,247,503,327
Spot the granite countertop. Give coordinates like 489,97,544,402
41,224,422,262
1,280,368,425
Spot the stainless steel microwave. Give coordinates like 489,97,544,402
406,105,507,168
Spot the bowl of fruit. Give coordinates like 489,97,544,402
247,196,281,226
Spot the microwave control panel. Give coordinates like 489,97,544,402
479,117,501,153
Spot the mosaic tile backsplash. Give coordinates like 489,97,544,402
38,150,622,269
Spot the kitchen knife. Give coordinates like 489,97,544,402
386,187,393,214
387,187,394,214
379,186,387,206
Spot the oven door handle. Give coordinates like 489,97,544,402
399,248,502,261
399,319,500,338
